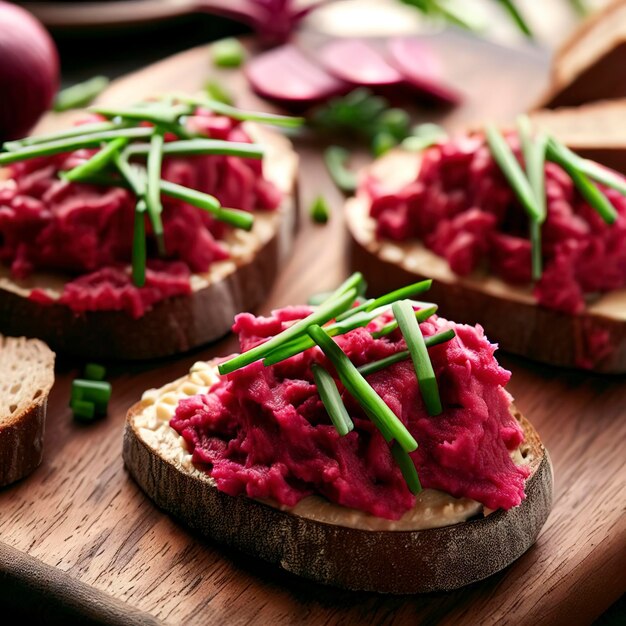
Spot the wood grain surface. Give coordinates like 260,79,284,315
0,33,625,625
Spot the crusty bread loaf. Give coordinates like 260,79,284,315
538,0,626,108
0,335,55,487
346,149,626,373
0,125,298,360
123,361,553,594
530,99,626,174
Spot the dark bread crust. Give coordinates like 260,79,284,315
345,151,626,373
123,400,552,594
0,219,289,360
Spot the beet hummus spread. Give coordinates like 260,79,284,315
0,110,281,318
170,305,529,520
364,133,626,315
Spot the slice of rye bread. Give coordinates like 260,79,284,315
537,0,626,108
346,150,626,373
529,100,626,174
0,335,55,487
0,125,298,360
123,361,553,594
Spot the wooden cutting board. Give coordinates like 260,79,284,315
1,32,625,626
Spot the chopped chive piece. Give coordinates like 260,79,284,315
71,379,112,414
205,80,234,105
132,200,147,287
546,139,618,224
0,127,154,166
54,76,110,112
263,305,390,366
146,130,166,256
402,123,448,152
496,0,533,38
71,399,96,421
307,324,417,452
113,151,146,196
91,103,194,126
371,305,438,338
85,363,106,381
3,121,120,151
218,287,358,375
392,301,442,416
372,131,397,157
62,136,129,183
318,272,366,306
391,442,422,495
358,329,455,376
212,37,246,68
485,124,541,222
160,181,253,231
334,299,375,322
311,364,354,436
310,195,330,224
529,219,542,282
325,146,357,193
175,94,304,128
125,139,264,160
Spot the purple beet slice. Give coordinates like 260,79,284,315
319,39,404,87
245,44,347,107
387,37,461,105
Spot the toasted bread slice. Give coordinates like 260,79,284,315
0,335,55,487
538,0,626,108
530,99,626,174
123,360,553,594
345,149,626,373
0,125,298,360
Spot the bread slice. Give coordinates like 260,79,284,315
346,150,626,373
538,0,626,108
0,335,55,487
123,360,553,594
0,125,298,360
529,100,626,174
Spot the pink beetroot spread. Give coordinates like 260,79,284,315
365,134,626,315
0,110,281,318
170,306,530,520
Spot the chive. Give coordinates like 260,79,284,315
160,181,253,231
371,131,397,157
0,127,154,166
113,151,146,196
371,305,438,339
307,324,417,452
392,301,442,416
336,279,432,322
308,292,333,306
176,94,304,128
3,121,120,151
391,443,422,495
358,329,455,376
218,287,358,375
71,379,112,414
125,139,264,160
85,363,106,381
62,136,129,182
146,129,166,256
325,146,357,193
323,272,366,303
54,76,110,112
212,38,246,68
263,305,392,366
311,364,354,436
132,200,147,287
546,140,618,224
496,0,533,38
205,80,234,105
403,123,447,152
91,103,194,126
310,195,330,224
71,399,96,421
485,124,541,222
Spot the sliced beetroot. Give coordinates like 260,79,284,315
319,39,404,87
387,37,461,105
245,44,347,108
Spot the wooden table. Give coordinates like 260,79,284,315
1,32,625,626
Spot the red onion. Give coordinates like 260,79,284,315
0,2,59,141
